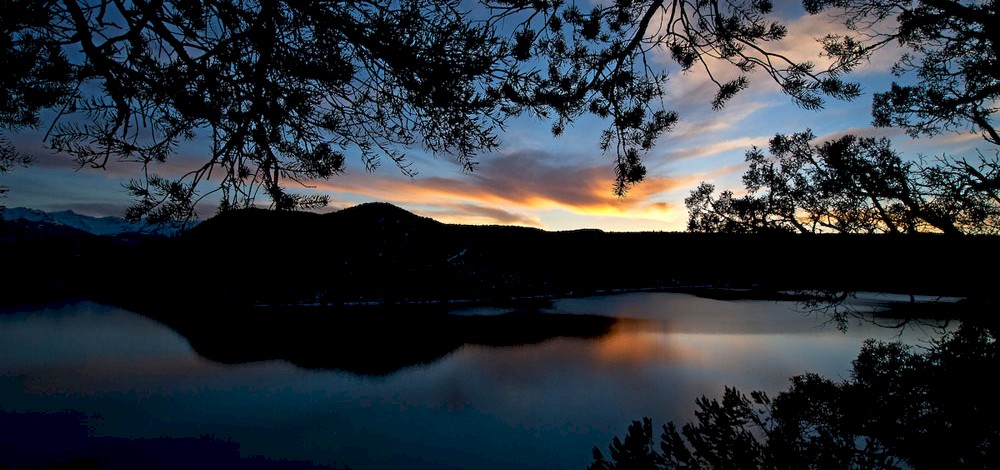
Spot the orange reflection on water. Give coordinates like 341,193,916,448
590,318,826,375
593,320,692,366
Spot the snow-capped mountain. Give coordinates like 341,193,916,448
0,207,192,237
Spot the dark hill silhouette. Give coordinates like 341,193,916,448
190,202,446,245
168,203,1000,308
174,203,563,306
5,202,1000,311
0,216,164,305
184,202,442,244
333,201,441,226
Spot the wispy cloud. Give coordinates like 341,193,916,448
662,136,770,162
811,126,905,142
668,101,774,141
810,126,997,157
653,6,896,120
924,131,996,147
769,12,854,70
417,203,543,227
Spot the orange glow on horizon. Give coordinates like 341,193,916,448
303,164,717,231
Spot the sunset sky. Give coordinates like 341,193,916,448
1,4,989,232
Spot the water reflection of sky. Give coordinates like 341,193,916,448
0,294,947,470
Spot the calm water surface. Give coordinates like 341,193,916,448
0,292,947,469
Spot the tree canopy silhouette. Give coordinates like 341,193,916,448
589,320,999,469
804,0,999,145
685,0,999,235
2,0,867,221
686,130,1000,234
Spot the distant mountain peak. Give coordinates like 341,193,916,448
0,206,191,237
334,202,439,225
339,201,412,214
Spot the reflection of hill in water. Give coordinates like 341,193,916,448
135,303,617,375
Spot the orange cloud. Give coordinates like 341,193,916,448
305,151,700,227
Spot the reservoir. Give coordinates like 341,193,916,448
0,292,948,469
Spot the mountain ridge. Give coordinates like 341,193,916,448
4,201,999,310
0,206,191,237
171,202,1000,307
1,202,596,239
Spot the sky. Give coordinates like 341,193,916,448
0,3,990,232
